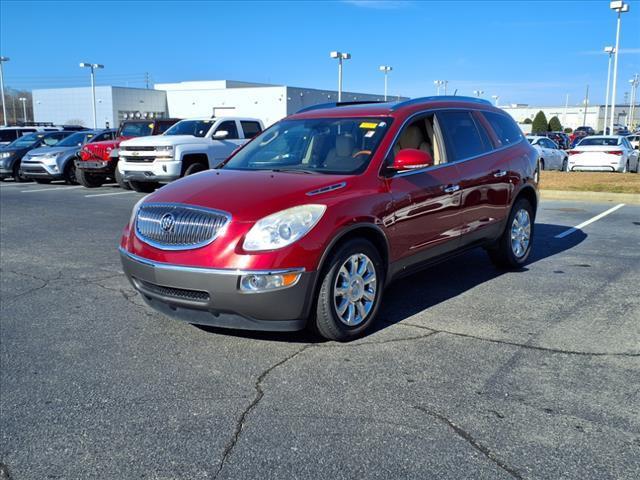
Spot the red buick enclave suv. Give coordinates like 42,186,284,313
119,97,539,341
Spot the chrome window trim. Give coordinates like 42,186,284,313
135,202,232,251
380,107,525,178
119,246,305,276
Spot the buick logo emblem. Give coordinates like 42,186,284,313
160,213,176,232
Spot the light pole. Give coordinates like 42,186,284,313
563,93,569,127
491,95,499,106
603,47,615,133
473,90,484,98
379,65,392,101
0,56,9,126
609,1,629,134
18,97,27,122
329,51,350,102
629,74,639,130
79,62,104,129
583,85,590,127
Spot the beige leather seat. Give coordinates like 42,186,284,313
393,125,432,156
324,135,357,170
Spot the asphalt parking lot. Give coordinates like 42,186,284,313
1,181,639,480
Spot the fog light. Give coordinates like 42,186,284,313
239,272,301,292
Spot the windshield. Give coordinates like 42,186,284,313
6,132,42,148
578,137,619,147
57,132,91,147
223,117,391,174
119,122,153,138
164,120,214,138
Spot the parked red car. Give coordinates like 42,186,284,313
76,118,179,188
120,97,539,341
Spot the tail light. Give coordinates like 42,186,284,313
568,150,581,155
608,151,623,156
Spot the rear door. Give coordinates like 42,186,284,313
436,110,512,246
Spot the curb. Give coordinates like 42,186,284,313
540,189,640,204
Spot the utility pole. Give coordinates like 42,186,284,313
603,46,615,133
563,93,569,127
0,56,9,126
609,1,629,134
145,72,150,89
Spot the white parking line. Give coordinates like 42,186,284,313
20,186,85,193
85,191,135,197
555,203,625,239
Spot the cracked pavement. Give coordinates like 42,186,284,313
1,182,639,479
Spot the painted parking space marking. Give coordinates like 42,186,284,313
85,191,135,197
20,185,85,193
554,203,625,239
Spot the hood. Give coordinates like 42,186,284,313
25,145,76,157
0,146,29,155
121,135,207,147
147,169,352,222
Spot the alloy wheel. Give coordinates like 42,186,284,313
333,253,377,326
510,208,531,258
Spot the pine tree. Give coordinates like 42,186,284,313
532,111,548,134
548,116,562,132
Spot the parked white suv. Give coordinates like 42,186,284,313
118,117,263,192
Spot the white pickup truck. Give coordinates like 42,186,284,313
117,117,263,192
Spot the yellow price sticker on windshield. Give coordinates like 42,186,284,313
359,122,378,129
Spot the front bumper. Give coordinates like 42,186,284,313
119,247,314,332
119,159,181,183
20,161,63,180
75,159,114,174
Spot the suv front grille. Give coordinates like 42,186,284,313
135,278,210,303
135,203,230,250
121,146,156,151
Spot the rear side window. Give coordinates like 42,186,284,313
0,130,19,142
482,111,523,146
241,121,262,139
437,111,491,161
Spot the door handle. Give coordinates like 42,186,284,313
493,170,507,178
443,184,460,194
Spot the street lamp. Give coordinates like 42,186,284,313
491,95,499,106
603,46,615,133
473,90,484,98
18,97,27,122
79,62,104,129
629,74,639,130
433,80,448,95
608,1,629,134
379,65,392,101
0,56,9,126
329,51,350,102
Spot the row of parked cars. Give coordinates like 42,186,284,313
0,117,265,190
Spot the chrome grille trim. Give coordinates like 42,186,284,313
135,203,231,251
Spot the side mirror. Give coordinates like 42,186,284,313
213,130,229,140
390,148,434,172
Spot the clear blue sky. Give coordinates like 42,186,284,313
1,0,639,106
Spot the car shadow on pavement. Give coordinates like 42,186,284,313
195,223,586,343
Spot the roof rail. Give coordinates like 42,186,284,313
296,100,385,114
391,96,493,110
16,121,56,127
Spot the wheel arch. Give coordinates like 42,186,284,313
180,153,209,176
512,184,538,220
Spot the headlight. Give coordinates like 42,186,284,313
0,152,12,159
243,204,326,251
156,146,173,152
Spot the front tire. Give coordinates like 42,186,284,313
34,179,51,184
115,166,131,190
64,159,78,185
183,162,207,177
12,162,29,183
487,198,534,269
76,168,104,188
313,239,384,342
129,180,159,193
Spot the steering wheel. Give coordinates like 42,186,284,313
352,150,372,158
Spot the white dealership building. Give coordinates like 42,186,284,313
32,80,397,129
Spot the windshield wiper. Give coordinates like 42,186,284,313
270,168,317,174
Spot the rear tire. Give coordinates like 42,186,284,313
129,180,159,193
313,239,384,342
115,166,131,190
76,168,104,188
539,159,545,171
487,197,534,269
561,157,568,172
